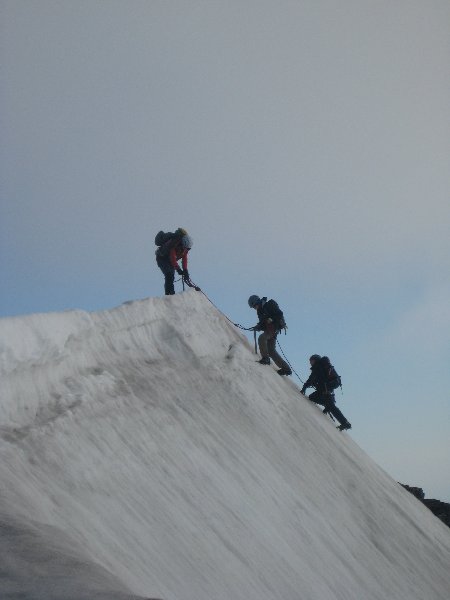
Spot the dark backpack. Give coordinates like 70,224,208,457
155,230,175,247
264,299,287,331
155,230,182,257
320,356,342,390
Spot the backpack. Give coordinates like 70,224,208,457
155,230,182,257
264,299,287,331
155,230,175,247
320,356,342,390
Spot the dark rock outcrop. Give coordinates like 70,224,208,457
400,484,450,528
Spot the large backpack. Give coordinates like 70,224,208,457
320,356,342,391
155,230,175,247
155,230,182,257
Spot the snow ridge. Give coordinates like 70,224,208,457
0,291,449,600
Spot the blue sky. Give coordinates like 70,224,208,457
1,1,449,501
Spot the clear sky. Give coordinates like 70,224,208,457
1,1,449,500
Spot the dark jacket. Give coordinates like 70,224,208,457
303,357,337,394
256,298,285,332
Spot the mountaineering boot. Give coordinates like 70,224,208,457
337,421,352,431
258,356,271,365
277,368,292,376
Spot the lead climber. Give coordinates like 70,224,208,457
155,228,194,295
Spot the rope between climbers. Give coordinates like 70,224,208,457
184,279,304,381
276,339,305,384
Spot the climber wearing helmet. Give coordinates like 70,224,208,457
155,228,193,295
248,294,292,376
301,354,351,431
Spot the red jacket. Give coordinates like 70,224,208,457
169,243,188,271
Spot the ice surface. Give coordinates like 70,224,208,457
1,291,449,599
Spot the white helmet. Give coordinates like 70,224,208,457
181,234,193,249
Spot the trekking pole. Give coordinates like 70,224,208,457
326,410,336,422
254,329,257,354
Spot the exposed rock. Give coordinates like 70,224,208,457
400,484,450,528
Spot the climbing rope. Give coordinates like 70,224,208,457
233,323,256,331
184,278,253,330
276,339,305,384
182,277,201,292
183,278,305,378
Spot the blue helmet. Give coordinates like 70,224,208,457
248,295,261,308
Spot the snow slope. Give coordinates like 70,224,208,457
1,291,449,600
